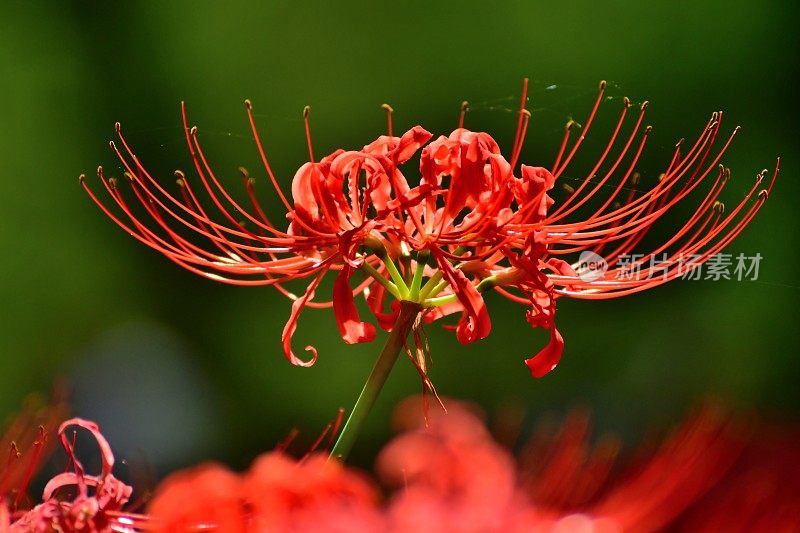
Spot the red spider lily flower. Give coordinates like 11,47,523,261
377,397,520,533
148,452,383,532
377,396,800,533
82,80,777,380
7,418,140,532
13,398,793,532
674,423,800,532
1,392,68,514
146,464,245,532
143,465,261,532
243,452,383,532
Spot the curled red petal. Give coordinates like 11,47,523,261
366,282,400,331
149,463,246,533
516,165,556,221
42,472,84,502
525,325,564,378
57,418,115,483
394,126,433,163
545,257,578,277
433,253,491,344
384,182,435,212
456,132,498,209
330,151,391,214
333,265,377,344
281,271,326,367
485,153,514,207
338,226,370,268
290,163,321,219
422,299,463,324
42,418,133,512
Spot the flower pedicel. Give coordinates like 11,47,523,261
81,80,778,459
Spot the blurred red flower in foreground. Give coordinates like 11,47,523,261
81,81,778,378
0,392,67,514
7,398,800,531
3,418,138,532
149,453,383,533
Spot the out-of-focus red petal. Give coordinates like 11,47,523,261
378,396,519,533
244,452,383,532
58,418,115,477
148,463,246,533
47,418,127,505
333,265,377,344
525,325,564,378
281,271,326,367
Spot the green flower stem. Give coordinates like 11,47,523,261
329,302,420,462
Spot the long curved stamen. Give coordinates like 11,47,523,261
509,78,530,169
382,103,394,137
303,105,315,163
552,120,574,173
458,100,469,129
554,80,607,178
245,99,293,210
545,118,732,234
549,98,641,221
551,169,774,297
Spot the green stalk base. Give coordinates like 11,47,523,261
329,301,420,462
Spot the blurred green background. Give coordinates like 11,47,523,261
1,1,797,476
